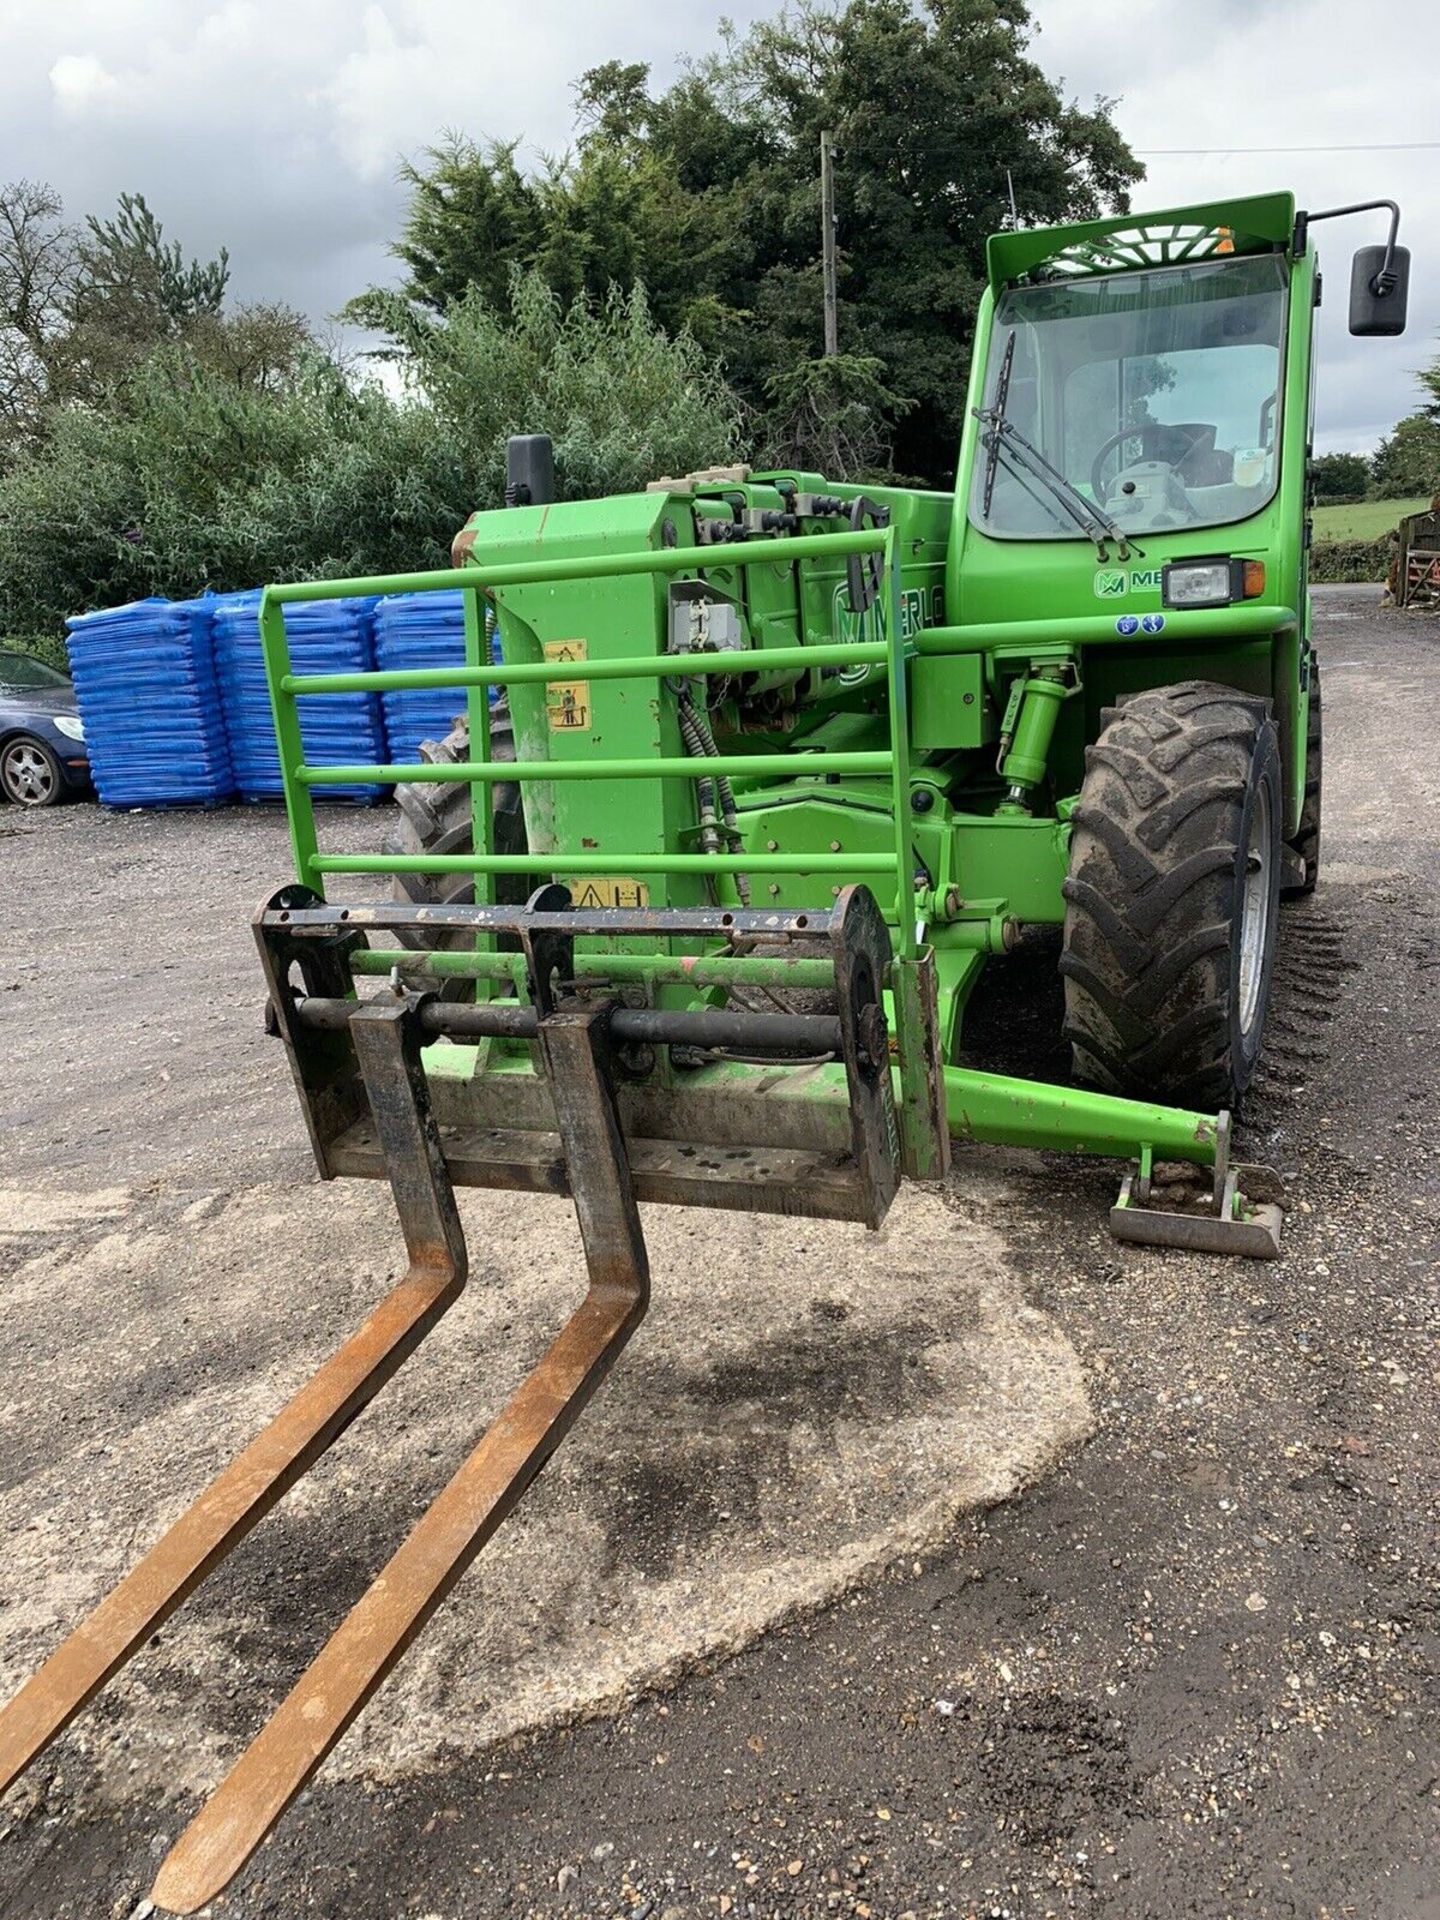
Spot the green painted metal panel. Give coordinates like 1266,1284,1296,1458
910,653,994,750
949,813,1072,924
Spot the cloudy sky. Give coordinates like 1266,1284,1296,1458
4,0,1433,455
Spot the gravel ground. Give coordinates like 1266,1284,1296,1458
0,586,1436,1919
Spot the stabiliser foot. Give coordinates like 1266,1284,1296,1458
1110,1110,1285,1259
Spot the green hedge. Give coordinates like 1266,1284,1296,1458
1310,537,1390,584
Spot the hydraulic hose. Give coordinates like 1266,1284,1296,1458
675,693,721,857
679,690,750,906
676,687,750,905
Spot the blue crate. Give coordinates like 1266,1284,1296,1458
211,591,386,804
64,597,234,808
374,591,500,763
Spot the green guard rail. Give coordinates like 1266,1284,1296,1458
255,524,1231,1183
257,525,916,956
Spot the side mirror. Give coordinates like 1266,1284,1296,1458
1349,244,1410,336
505,433,555,507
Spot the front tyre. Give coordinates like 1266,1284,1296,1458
1060,681,1283,1111
385,716,529,1002
388,715,526,926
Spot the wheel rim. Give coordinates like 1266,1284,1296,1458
2,742,57,805
1237,779,1274,1036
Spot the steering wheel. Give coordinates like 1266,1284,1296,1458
1090,423,1210,501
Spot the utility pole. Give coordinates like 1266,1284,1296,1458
820,129,839,357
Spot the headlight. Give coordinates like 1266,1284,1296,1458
54,714,85,741
1163,561,1233,608
1162,558,1267,609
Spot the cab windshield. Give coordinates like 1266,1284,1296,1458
969,253,1288,541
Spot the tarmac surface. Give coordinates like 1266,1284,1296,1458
0,585,1435,1918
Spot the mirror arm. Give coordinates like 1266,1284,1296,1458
1295,199,1402,293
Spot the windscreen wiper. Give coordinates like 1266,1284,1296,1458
981,331,1016,518
974,366,1140,561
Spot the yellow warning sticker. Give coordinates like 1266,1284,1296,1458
567,877,651,910
544,639,590,732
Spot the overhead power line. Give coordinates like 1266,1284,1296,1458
1134,141,1440,154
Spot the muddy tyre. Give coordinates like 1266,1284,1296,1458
1060,680,1283,1110
388,714,528,947
1283,654,1322,898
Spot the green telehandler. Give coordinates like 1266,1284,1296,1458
0,191,1411,1910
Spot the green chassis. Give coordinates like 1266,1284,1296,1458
255,194,1326,1240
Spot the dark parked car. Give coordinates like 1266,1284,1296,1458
0,649,90,806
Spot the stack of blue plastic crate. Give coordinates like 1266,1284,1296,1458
211,591,386,804
64,598,235,808
372,591,481,762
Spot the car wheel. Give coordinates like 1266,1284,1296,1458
0,735,64,807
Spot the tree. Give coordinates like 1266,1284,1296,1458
573,61,652,144
1418,337,1440,417
184,302,317,395
354,134,547,322
1369,339,1440,500
0,180,298,457
716,0,1140,477
0,269,743,635
760,352,911,475
0,180,77,453
1310,451,1370,503
347,268,742,502
64,191,230,389
350,0,1140,484
1370,414,1440,499
80,192,228,326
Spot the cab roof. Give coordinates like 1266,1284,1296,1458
986,191,1297,293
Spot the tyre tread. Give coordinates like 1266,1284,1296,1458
1062,680,1280,1107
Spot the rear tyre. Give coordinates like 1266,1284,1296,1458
1283,653,1322,898
1060,680,1283,1111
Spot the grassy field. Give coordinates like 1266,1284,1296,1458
1313,495,1429,541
